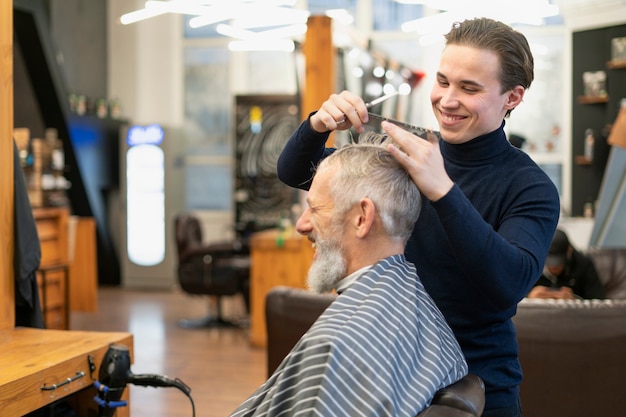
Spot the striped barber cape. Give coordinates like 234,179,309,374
230,254,468,417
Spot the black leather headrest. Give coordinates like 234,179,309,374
431,374,485,416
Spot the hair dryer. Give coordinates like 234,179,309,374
95,343,192,417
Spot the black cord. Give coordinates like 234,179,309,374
135,375,195,417
174,377,195,417
184,389,196,417
95,376,196,417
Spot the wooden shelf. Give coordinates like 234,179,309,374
577,95,609,104
607,59,626,69
33,207,70,329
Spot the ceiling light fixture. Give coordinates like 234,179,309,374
120,8,168,25
400,0,559,34
324,8,354,25
120,0,311,51
228,39,296,52
216,23,307,40
120,0,209,25
121,0,309,28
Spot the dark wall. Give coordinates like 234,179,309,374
571,24,626,216
14,38,46,138
14,0,122,285
49,0,107,102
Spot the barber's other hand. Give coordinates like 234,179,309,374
383,121,453,202
310,91,369,134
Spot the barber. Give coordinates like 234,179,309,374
277,18,560,417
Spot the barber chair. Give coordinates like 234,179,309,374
266,286,485,417
174,212,250,328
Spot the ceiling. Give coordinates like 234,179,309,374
118,0,626,67
120,0,566,35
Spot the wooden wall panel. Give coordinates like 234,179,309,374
68,217,98,312
301,15,336,146
1,0,14,330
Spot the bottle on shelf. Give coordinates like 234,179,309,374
584,128,595,162
584,200,594,218
46,128,64,173
29,138,43,207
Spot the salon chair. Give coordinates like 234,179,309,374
174,212,250,328
266,286,485,417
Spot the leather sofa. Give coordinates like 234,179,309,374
263,249,626,417
514,297,626,417
265,286,485,417
513,247,626,417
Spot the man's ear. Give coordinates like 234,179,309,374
354,198,376,239
505,85,525,111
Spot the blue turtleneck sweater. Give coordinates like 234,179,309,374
276,116,560,410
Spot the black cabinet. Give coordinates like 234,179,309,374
571,24,626,216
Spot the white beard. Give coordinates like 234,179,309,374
307,236,346,294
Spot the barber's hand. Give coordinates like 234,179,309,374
383,121,454,202
310,91,369,134
528,286,575,300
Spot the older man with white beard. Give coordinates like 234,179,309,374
230,133,467,417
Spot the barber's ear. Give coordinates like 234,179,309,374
355,198,376,238
505,85,525,110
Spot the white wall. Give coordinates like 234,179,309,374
109,0,186,288
108,0,183,126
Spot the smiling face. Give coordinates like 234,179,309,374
431,44,524,144
296,164,348,293
296,164,338,248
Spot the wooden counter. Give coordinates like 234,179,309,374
0,327,133,416
249,229,314,347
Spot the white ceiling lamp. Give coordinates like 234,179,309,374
325,9,354,26
400,0,559,35
119,1,363,52
228,39,296,52
187,9,239,29
401,10,456,35
189,1,308,29
120,0,311,51
120,8,168,25
225,7,310,30
216,22,306,52
216,22,307,41
215,23,258,39
120,0,306,28
120,0,209,25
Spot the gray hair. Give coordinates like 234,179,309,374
316,132,421,244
